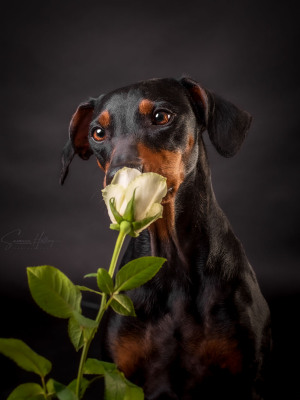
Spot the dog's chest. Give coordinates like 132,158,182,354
109,294,243,382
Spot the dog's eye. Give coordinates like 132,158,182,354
152,111,172,125
92,127,106,142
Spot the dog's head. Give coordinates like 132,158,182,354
61,77,251,201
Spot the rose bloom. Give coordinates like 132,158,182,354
102,168,167,236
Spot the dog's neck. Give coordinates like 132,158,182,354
148,200,185,265
148,160,248,280
148,163,218,267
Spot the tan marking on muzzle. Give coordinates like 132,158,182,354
137,143,185,239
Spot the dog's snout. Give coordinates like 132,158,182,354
105,167,119,186
105,140,142,185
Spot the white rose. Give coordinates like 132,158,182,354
102,167,167,236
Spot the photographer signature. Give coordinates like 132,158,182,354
1,229,58,250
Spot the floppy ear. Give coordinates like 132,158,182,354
180,77,252,157
60,99,95,184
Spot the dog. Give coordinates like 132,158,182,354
61,77,271,399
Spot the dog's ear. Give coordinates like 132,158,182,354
60,99,95,184
180,77,252,157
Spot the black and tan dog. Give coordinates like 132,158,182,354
61,77,271,400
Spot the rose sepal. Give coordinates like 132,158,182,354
109,198,123,225
132,211,162,234
109,223,120,232
122,189,136,222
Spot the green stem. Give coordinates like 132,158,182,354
75,222,130,398
108,223,129,276
41,375,47,399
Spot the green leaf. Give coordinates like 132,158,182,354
68,378,90,399
72,310,98,329
83,358,116,375
124,378,144,400
46,379,56,396
115,256,166,292
27,265,82,319
104,370,127,400
68,317,84,351
68,314,96,351
83,359,144,400
83,273,97,278
47,378,86,399
7,383,45,400
83,327,95,343
110,294,136,316
97,268,114,294
0,338,51,377
52,381,78,400
76,285,102,295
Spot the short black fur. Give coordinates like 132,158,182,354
61,77,271,400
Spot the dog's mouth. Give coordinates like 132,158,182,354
105,163,176,205
161,186,175,205
104,163,142,186
132,165,175,204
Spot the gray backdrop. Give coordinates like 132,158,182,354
1,1,299,398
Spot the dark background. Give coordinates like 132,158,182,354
0,1,299,398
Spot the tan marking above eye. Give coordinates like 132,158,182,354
139,99,154,115
98,110,110,128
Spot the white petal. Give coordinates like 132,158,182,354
125,173,167,221
135,203,163,234
145,202,163,219
111,167,141,189
102,184,126,223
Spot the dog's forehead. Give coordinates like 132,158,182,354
96,78,190,112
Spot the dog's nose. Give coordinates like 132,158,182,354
105,163,142,186
105,166,120,186
105,140,142,186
